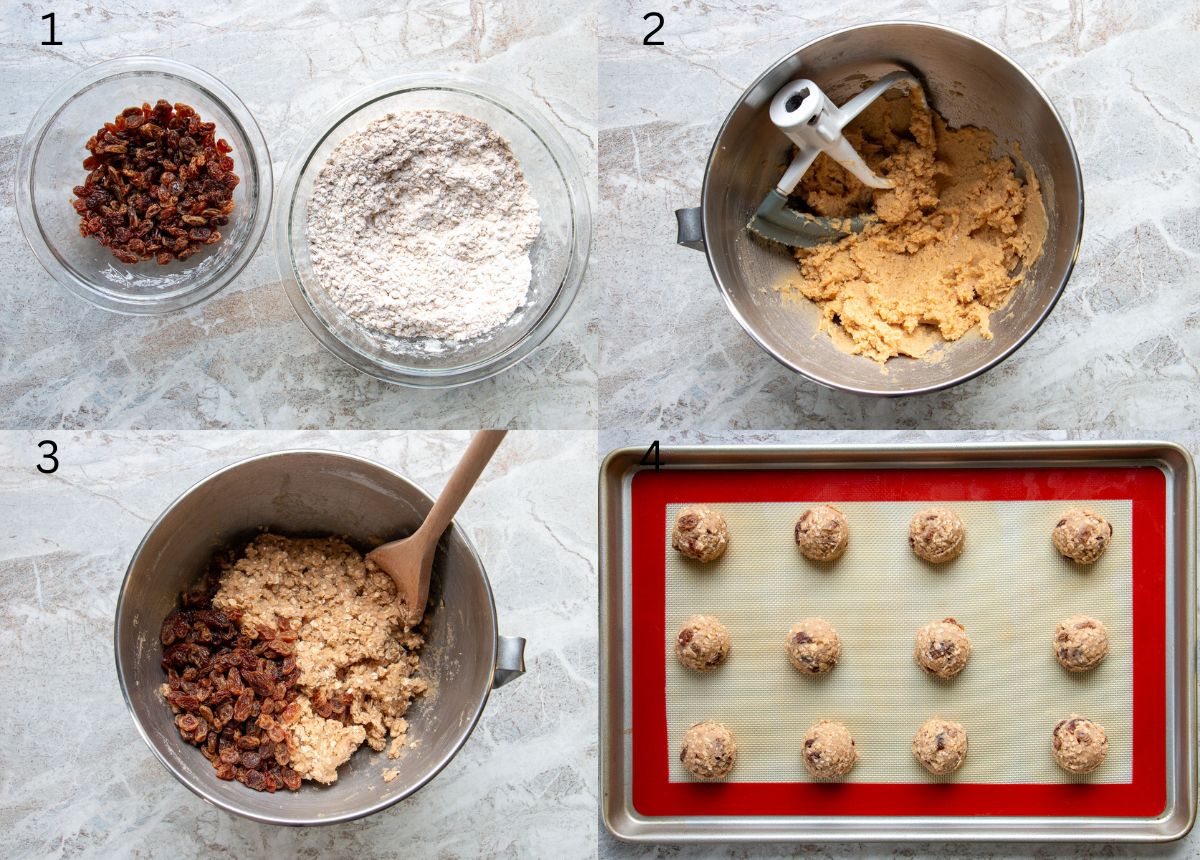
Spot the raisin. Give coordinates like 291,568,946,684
71,101,237,264
158,578,303,795
281,768,302,791
233,690,254,723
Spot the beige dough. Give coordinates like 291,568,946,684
1053,508,1113,565
802,720,858,779
1053,714,1108,774
672,506,729,563
680,721,737,780
915,618,972,679
212,535,427,784
911,717,968,776
909,507,965,563
794,504,849,561
1054,615,1109,672
785,617,841,675
675,614,732,671
777,86,1048,364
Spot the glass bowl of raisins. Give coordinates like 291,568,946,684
16,56,273,314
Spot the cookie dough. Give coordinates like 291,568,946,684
1052,508,1113,565
1052,714,1108,774
777,86,1048,364
680,721,737,780
802,720,858,779
1054,615,1109,672
794,504,850,561
909,507,965,563
912,717,968,776
675,614,732,671
785,618,841,675
672,506,729,563
914,618,972,679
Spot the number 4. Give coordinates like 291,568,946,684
640,440,662,471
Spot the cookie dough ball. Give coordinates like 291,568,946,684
908,508,965,563
1053,715,1108,774
1052,508,1113,565
914,618,972,679
802,720,858,779
675,615,731,671
794,505,849,562
785,618,841,675
679,721,737,780
912,717,968,776
1054,615,1109,672
672,506,729,563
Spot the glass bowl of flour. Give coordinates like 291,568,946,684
274,74,591,387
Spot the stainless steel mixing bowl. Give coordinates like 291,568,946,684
114,450,525,825
675,21,1084,396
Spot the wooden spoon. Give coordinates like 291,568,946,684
369,429,508,626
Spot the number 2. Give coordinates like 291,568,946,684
643,12,664,46
42,12,63,46
37,440,59,474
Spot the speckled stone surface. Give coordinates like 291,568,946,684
0,1,596,430
0,430,596,857
599,0,1200,432
597,428,1200,859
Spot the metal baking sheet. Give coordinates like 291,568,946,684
599,443,1196,843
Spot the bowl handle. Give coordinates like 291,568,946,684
675,207,705,251
494,634,527,687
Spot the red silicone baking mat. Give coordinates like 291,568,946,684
629,465,1167,818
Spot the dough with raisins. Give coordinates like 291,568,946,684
680,721,737,780
914,618,971,679
794,504,849,561
674,615,731,671
1053,714,1108,774
802,720,858,779
1052,508,1112,565
908,507,965,563
912,717,968,775
784,618,840,675
1054,615,1108,672
672,506,729,563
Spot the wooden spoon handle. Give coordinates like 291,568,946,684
415,430,508,547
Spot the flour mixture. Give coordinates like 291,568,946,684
307,110,541,341
778,88,1048,363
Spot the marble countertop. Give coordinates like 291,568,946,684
597,427,1200,859
599,0,1200,433
0,430,596,857
0,1,597,430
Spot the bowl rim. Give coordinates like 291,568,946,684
699,20,1085,398
113,448,501,826
273,71,593,388
15,54,275,315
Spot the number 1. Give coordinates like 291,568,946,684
42,12,63,46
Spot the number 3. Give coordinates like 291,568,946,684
37,440,59,474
